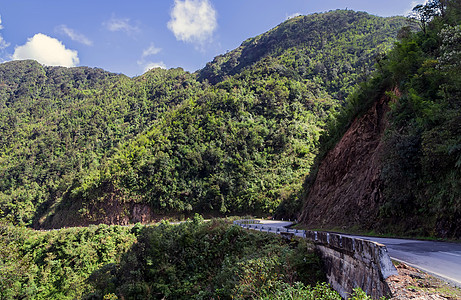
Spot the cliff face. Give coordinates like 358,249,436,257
36,183,157,229
299,91,396,229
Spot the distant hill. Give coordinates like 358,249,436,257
0,10,406,228
199,10,406,99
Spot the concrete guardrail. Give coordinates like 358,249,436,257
233,220,397,299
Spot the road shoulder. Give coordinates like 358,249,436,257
387,262,461,299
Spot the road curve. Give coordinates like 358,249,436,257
344,234,461,288
234,220,461,287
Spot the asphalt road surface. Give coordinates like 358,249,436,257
344,234,461,287
235,220,461,287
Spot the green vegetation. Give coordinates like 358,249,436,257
89,218,331,299
379,0,461,238
0,219,136,299
0,63,202,226
199,11,405,100
310,0,461,238
0,8,432,299
0,10,406,227
2,217,356,300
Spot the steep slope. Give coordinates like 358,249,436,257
299,89,395,228
0,62,202,225
0,11,406,228
300,1,461,238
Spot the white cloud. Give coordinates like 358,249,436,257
406,0,429,15
142,43,161,58
138,43,165,73
0,15,10,50
411,0,429,6
287,12,301,19
0,34,6,50
168,0,217,44
142,61,167,72
56,25,93,46
104,17,139,35
13,33,79,67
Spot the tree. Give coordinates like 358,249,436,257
410,1,442,33
0,213,34,299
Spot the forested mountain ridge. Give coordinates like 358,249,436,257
0,10,406,228
199,10,406,99
300,1,461,238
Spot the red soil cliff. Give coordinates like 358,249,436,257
299,91,396,229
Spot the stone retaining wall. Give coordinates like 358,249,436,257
305,230,397,299
233,220,398,299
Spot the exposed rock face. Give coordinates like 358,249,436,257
35,184,157,229
299,91,395,228
38,201,155,229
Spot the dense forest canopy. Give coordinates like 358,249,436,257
2,216,362,299
0,10,406,227
379,0,461,237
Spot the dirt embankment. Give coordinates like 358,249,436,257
299,90,397,229
387,263,461,299
35,184,158,229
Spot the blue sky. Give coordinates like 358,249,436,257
0,0,425,77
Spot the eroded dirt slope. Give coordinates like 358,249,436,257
299,90,397,229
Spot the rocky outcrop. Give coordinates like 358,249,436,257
299,90,396,229
37,200,156,229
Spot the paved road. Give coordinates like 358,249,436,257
234,220,461,287
344,234,461,287
234,220,307,237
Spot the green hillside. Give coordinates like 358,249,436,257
0,62,203,226
301,0,461,238
378,0,461,237
199,11,405,100
0,10,406,228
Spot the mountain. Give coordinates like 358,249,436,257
199,10,406,99
0,62,201,226
299,1,461,239
0,10,406,228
